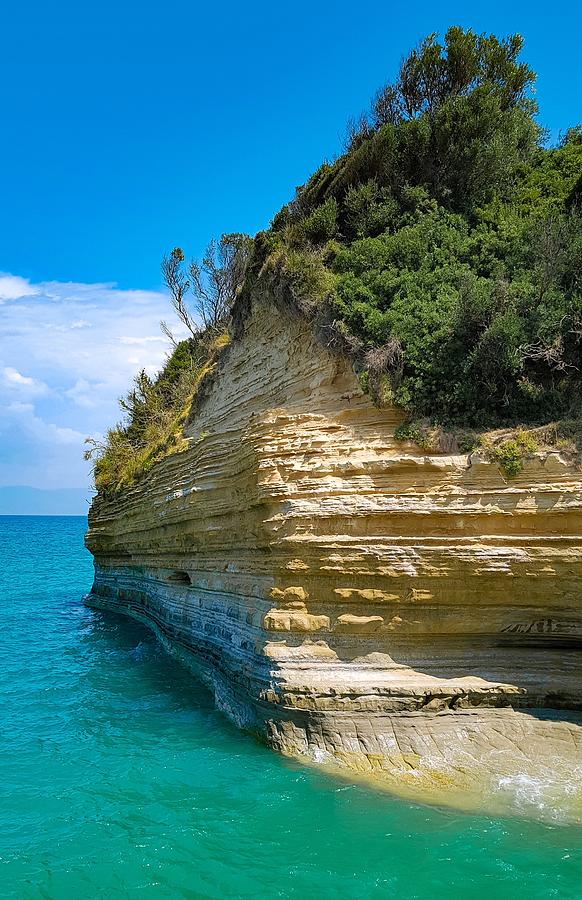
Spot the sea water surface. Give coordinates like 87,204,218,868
1,515,581,899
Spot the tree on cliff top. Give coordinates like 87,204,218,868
299,27,539,218
261,27,582,429
162,233,252,339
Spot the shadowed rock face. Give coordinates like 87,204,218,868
86,294,582,821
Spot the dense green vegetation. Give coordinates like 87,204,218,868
89,28,581,493
255,28,581,430
85,328,230,493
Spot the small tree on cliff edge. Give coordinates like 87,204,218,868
340,27,538,213
161,233,252,340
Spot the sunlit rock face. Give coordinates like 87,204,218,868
86,293,582,820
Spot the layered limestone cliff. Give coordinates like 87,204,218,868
86,292,582,820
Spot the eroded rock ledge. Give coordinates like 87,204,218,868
86,293,582,821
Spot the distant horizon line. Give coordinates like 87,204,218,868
0,512,88,517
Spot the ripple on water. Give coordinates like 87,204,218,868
0,516,581,900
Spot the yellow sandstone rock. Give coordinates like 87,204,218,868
264,608,330,632
335,614,384,633
85,291,582,820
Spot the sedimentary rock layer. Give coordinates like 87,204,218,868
86,292,582,818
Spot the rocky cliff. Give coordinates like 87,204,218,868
86,291,582,820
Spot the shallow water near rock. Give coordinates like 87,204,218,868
1,516,581,899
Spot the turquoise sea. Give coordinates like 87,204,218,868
1,515,581,899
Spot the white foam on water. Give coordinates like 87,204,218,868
309,748,339,766
493,771,581,824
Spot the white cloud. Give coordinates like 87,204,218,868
2,366,49,395
0,273,39,303
4,367,33,386
0,272,188,489
65,378,100,409
2,401,84,444
0,401,86,489
118,335,166,345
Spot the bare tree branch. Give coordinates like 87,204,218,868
162,236,252,338
188,233,252,332
161,247,199,339
160,319,178,348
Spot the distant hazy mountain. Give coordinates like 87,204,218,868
0,486,92,516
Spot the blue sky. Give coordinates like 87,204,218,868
1,0,581,508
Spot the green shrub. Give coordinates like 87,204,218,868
300,198,338,244
86,334,227,495
482,430,539,477
394,420,440,451
280,247,337,310
343,181,399,238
